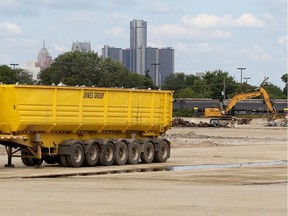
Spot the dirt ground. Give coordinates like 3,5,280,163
0,118,287,216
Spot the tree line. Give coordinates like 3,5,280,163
0,51,287,99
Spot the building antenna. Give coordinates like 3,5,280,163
43,40,46,49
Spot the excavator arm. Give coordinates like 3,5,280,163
225,91,262,113
259,87,277,119
224,86,277,119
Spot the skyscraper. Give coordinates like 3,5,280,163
102,45,122,62
159,47,174,84
35,40,53,71
130,19,147,75
145,47,159,85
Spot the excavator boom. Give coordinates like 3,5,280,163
204,84,277,121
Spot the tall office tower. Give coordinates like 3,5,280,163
159,47,175,84
102,45,122,62
130,19,147,75
71,41,91,53
35,40,53,71
145,47,159,85
122,49,130,70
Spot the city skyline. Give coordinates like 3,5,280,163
103,19,174,86
0,0,286,87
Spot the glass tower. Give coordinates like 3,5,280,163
130,19,147,75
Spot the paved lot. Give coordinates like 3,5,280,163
0,119,287,216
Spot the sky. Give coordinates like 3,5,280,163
0,0,287,88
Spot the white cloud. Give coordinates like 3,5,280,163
150,24,231,40
109,13,131,25
236,13,265,27
240,46,273,62
181,13,265,28
175,42,224,54
182,14,232,28
278,36,288,47
54,44,68,53
145,2,171,13
0,22,21,35
105,27,126,38
62,11,98,23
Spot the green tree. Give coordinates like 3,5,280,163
0,65,34,84
0,65,15,84
261,83,286,99
174,87,194,98
202,70,237,99
38,51,154,88
162,73,186,91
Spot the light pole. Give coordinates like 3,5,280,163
10,63,19,83
237,67,246,84
151,63,160,87
10,63,19,70
243,77,251,84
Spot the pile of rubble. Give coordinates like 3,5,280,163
172,117,217,127
172,117,253,128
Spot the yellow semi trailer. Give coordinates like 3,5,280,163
0,85,173,167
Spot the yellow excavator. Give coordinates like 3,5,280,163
204,79,277,126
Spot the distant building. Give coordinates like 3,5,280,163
159,47,174,84
35,41,53,71
102,45,122,62
196,72,205,79
22,61,41,80
71,41,91,53
102,19,174,87
130,19,147,75
122,49,130,70
145,47,159,85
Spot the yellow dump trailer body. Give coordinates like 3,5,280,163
0,85,172,135
0,85,173,167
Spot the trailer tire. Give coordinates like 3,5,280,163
21,150,33,166
127,141,140,164
114,141,128,165
43,155,58,164
60,155,69,167
154,141,170,163
32,158,43,166
83,143,99,166
141,142,154,164
99,142,115,166
66,143,84,167
21,150,43,166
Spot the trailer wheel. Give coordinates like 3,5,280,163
114,141,128,165
66,143,84,167
141,142,155,164
127,141,140,164
21,150,43,166
43,155,58,164
99,142,115,166
83,143,99,166
21,150,33,166
154,141,170,163
60,155,69,167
